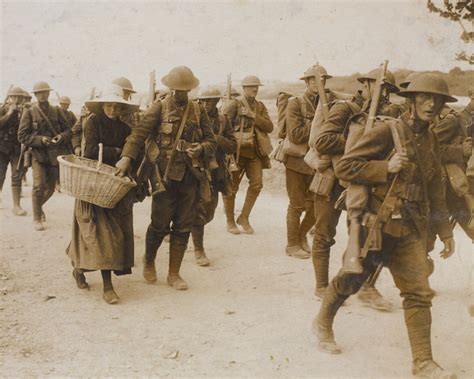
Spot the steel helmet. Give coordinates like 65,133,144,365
197,86,222,99
32,81,53,93
299,65,332,80
112,77,136,93
7,86,26,97
399,72,420,89
398,73,457,103
21,89,32,100
241,75,263,87
357,68,399,93
59,96,71,104
161,66,200,91
230,87,240,96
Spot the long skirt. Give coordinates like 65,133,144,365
66,193,134,275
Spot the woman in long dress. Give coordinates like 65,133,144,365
66,85,138,304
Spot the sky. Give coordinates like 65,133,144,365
0,0,471,104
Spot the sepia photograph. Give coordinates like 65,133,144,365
0,0,473,377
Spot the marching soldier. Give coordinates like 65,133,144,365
0,86,28,215
222,75,274,234
191,87,237,266
115,66,216,290
283,66,333,259
314,73,457,378
58,96,77,127
112,76,140,128
18,81,72,231
313,68,398,309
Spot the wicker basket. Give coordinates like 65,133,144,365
58,143,136,208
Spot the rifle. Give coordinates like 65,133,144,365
148,70,156,106
226,73,232,102
313,63,329,120
342,60,389,274
89,87,96,100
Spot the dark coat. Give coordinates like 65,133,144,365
0,105,21,155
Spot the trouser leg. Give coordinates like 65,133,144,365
312,184,342,289
31,159,47,221
0,151,8,191
240,157,263,219
386,233,434,363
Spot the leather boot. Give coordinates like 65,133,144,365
237,191,258,234
11,186,27,216
357,282,393,311
313,283,346,354
223,195,240,234
167,233,188,290
412,360,457,379
143,224,164,283
32,193,45,231
192,225,210,267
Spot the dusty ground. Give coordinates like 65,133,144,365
0,173,473,378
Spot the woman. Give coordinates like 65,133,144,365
66,85,138,304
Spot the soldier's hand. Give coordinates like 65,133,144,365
7,103,18,114
238,107,255,119
41,136,53,146
186,143,203,159
74,147,82,156
387,152,410,173
115,156,132,177
440,237,455,259
115,147,123,155
51,135,63,144
462,137,472,158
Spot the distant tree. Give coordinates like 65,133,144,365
427,0,474,64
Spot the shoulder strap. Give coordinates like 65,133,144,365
163,101,190,182
301,94,316,113
34,104,60,135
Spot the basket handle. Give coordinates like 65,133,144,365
97,143,103,170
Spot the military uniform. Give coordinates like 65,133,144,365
18,96,71,227
0,95,25,214
284,90,318,256
315,74,457,378
191,101,237,265
431,107,474,239
312,92,364,291
222,79,273,234
120,69,216,289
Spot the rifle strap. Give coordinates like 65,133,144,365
163,101,190,182
33,104,60,136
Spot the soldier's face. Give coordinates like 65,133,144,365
306,78,318,93
103,102,124,119
122,90,133,101
34,91,50,102
201,98,219,114
60,103,70,111
9,95,23,105
243,86,258,98
172,90,189,104
413,93,445,122
361,80,375,99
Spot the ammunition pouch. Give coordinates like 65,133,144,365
234,130,255,149
310,168,336,199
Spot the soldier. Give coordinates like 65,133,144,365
283,66,333,259
0,86,28,215
312,68,398,310
430,105,474,240
191,87,237,266
222,75,274,234
112,76,140,128
18,81,72,231
115,66,216,290
58,96,77,127
314,73,457,378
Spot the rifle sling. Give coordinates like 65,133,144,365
163,101,190,182
33,104,60,136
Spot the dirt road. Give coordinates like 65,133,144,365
0,182,472,377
